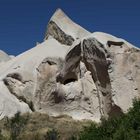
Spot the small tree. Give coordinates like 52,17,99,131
44,129,59,140
4,112,29,140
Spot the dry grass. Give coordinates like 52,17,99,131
0,112,92,140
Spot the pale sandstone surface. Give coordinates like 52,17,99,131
0,9,140,122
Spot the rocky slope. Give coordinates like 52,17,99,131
0,9,140,122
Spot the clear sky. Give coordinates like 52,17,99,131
0,0,140,55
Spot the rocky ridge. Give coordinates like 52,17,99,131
0,9,140,122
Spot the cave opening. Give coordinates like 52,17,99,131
63,78,77,85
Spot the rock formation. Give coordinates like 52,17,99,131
0,8,140,122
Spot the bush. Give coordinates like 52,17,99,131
77,98,140,140
4,112,29,140
0,130,4,140
44,129,59,140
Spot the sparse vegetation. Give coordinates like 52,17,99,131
3,112,29,140
0,113,90,140
0,130,6,140
0,99,140,140
44,129,59,140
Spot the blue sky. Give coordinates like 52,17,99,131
0,0,140,55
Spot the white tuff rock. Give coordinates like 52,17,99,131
0,9,140,122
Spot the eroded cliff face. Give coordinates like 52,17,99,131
106,41,140,113
0,9,140,122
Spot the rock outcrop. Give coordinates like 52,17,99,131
0,9,140,122
45,9,90,44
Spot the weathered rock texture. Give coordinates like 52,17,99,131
45,9,90,43
46,20,74,46
0,9,140,122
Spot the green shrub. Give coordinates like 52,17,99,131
4,112,29,140
77,98,140,140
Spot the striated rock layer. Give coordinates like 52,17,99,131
0,9,140,122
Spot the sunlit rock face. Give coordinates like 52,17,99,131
0,9,140,122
